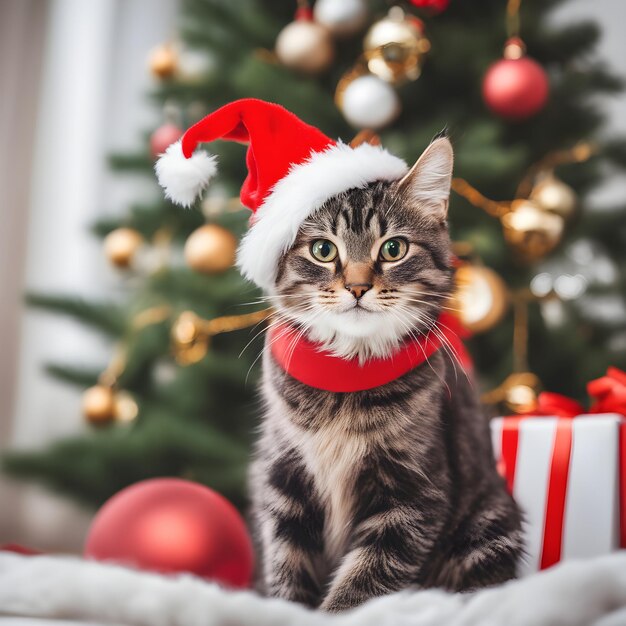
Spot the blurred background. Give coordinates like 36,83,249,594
1,0,625,554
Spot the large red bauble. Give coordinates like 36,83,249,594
84,478,254,588
482,57,549,120
149,123,183,159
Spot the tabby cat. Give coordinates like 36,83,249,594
249,138,523,612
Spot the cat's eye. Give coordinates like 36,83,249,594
379,238,408,262
310,239,338,263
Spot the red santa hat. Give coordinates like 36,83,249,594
155,98,408,290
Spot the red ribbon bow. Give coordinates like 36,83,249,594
588,367,626,415
528,367,626,418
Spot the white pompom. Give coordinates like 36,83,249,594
155,140,218,207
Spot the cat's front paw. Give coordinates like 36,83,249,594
320,592,366,613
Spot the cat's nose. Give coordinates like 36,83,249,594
345,283,372,300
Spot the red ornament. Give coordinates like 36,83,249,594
84,478,254,589
150,123,183,159
482,56,549,120
408,0,449,12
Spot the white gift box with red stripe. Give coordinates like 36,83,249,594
491,413,626,575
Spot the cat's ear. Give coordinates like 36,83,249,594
398,137,453,220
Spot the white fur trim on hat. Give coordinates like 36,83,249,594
237,142,408,291
155,140,218,208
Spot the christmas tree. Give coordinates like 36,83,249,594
4,0,626,509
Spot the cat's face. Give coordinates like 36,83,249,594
272,138,454,361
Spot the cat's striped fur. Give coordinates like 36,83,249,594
249,139,523,611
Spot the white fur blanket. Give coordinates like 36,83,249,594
1,552,626,626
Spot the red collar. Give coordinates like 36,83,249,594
269,313,471,393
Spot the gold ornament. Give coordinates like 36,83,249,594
501,199,564,262
275,17,335,75
184,224,237,274
82,385,116,425
482,372,542,414
363,7,430,85
113,390,139,424
176,49,213,84
453,264,509,334
148,43,178,79
104,228,144,269
501,372,541,414
529,173,577,220
172,311,210,365
82,385,139,426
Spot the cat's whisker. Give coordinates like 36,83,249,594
238,302,319,359
427,326,460,386
383,306,451,396
247,310,281,336
245,321,297,384
392,304,462,387
284,322,315,373
401,290,452,301
397,297,460,313
425,316,474,388
238,314,284,359
246,310,324,383
245,308,281,339
238,293,316,306
401,288,450,297
400,306,471,386
383,193,400,218
244,303,325,377
394,308,467,368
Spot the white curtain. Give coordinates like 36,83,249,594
1,0,179,551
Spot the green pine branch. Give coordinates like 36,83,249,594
26,294,126,337
3,411,250,509
44,363,101,388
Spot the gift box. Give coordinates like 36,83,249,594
490,367,626,576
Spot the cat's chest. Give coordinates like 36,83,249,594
282,395,408,558
299,417,369,558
